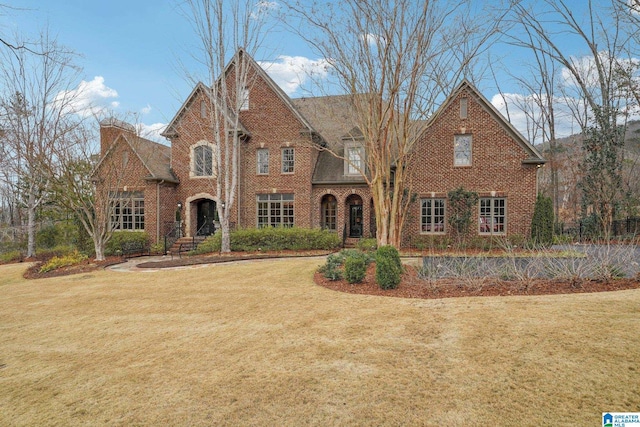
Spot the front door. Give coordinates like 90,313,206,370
196,200,217,236
349,204,363,238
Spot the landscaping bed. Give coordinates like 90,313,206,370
314,263,640,299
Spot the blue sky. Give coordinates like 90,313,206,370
1,0,637,144
0,0,324,140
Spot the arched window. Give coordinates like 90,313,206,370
321,194,337,230
190,141,216,178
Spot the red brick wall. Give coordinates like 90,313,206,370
404,88,539,245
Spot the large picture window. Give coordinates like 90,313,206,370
257,194,294,228
479,198,506,234
421,199,445,233
191,141,215,177
110,191,144,231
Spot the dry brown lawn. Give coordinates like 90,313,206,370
1,258,639,426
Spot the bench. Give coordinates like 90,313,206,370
121,241,150,259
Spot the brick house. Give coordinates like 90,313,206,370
96,51,544,247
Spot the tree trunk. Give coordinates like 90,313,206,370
26,192,36,258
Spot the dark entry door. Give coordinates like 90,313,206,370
196,200,217,236
349,204,363,237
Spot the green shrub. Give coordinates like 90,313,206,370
412,235,451,251
531,193,554,246
192,227,341,254
0,250,22,263
344,254,367,283
318,253,344,280
375,245,402,289
36,222,78,250
39,250,88,273
357,238,378,252
37,245,76,260
105,232,150,256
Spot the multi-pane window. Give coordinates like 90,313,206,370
282,147,294,173
321,195,337,230
257,194,294,228
191,142,215,177
479,198,506,234
257,149,269,174
110,191,145,231
421,199,446,233
345,144,364,175
454,134,472,166
240,86,249,110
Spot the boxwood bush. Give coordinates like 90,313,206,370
192,227,342,254
375,245,403,289
344,255,367,283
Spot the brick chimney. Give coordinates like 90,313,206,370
99,118,136,157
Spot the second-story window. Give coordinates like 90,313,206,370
345,144,365,175
282,147,294,174
191,141,215,178
257,148,269,174
454,134,472,166
240,86,249,111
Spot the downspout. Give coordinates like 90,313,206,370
157,180,165,243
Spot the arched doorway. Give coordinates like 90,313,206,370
195,199,218,236
321,194,337,231
345,194,363,238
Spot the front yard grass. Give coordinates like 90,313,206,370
1,258,639,426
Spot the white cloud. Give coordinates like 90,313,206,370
140,104,152,115
258,55,331,96
137,122,168,142
55,76,119,117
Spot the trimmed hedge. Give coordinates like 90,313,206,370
105,232,150,256
193,227,342,254
375,245,402,289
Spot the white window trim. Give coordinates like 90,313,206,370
281,147,295,174
257,148,269,175
344,142,365,176
190,140,217,179
454,134,472,167
240,86,249,111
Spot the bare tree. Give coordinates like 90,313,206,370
179,0,270,252
0,31,82,257
509,0,640,235
284,0,503,247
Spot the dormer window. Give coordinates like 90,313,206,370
190,140,216,178
345,143,365,175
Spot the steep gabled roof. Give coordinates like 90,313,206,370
160,82,249,139
426,79,545,165
95,122,178,184
231,48,318,137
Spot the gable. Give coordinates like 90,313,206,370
422,80,545,165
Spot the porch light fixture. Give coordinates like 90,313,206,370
177,202,182,210
221,201,226,210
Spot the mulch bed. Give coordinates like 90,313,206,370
22,257,124,280
19,251,640,299
314,264,640,299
